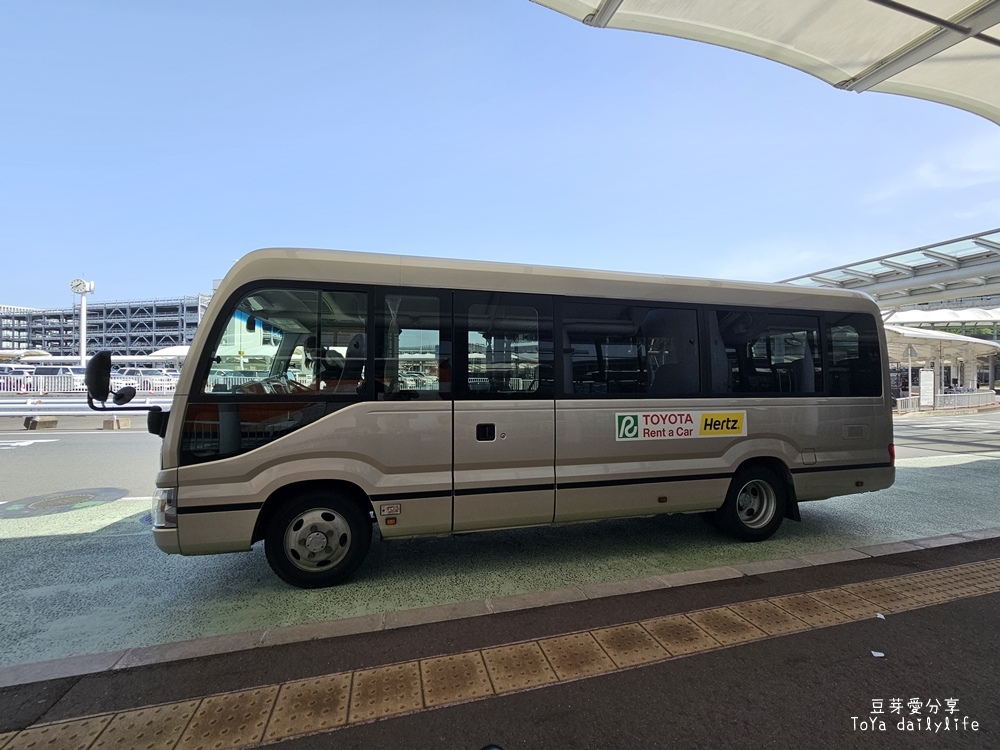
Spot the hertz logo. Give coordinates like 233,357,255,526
699,412,745,436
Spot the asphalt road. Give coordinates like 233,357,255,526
0,410,998,673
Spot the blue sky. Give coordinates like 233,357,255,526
2,1,999,309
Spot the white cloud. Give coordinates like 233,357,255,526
866,131,1000,203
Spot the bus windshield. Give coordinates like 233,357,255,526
202,288,367,395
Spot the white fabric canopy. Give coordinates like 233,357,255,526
885,323,1000,363
886,308,1000,324
533,0,1000,126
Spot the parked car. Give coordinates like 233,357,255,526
114,368,177,392
0,365,34,392
0,364,34,376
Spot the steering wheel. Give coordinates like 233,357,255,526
236,377,313,395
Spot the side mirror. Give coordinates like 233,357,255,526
85,351,112,402
113,386,137,406
84,351,157,415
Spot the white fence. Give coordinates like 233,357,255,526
0,374,176,395
896,390,998,414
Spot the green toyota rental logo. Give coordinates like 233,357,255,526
616,410,746,441
616,414,640,440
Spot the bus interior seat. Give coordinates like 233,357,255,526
641,309,699,397
790,342,816,393
336,333,366,392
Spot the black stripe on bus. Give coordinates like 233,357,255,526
455,484,555,497
372,490,454,502
556,472,734,491
176,502,264,515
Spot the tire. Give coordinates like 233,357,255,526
714,465,786,542
264,490,372,588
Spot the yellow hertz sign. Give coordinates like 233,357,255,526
615,411,747,441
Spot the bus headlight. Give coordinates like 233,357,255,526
152,487,178,528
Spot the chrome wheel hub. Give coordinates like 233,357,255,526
283,508,352,572
735,480,777,530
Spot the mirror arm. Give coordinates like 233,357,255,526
86,395,162,413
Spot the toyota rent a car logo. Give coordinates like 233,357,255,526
616,414,640,440
616,411,746,441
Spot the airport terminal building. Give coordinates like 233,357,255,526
0,295,211,357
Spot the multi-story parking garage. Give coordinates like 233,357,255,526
0,295,210,357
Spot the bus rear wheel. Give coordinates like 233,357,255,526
714,466,786,542
264,490,372,588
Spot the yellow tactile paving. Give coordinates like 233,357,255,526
839,580,918,612
262,673,351,742
6,558,999,750
640,614,720,655
590,623,669,668
420,652,493,708
92,701,199,750
5,715,113,750
348,662,422,723
687,606,768,645
481,642,558,693
174,686,278,750
889,574,962,607
537,632,617,680
727,599,810,636
770,593,853,627
806,587,883,619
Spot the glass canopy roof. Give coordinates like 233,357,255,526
779,228,1000,306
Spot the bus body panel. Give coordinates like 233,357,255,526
453,401,555,532
792,466,895,503
164,402,453,554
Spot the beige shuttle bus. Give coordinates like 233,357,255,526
86,249,895,588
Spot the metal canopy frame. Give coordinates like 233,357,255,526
839,0,1000,93
780,229,1000,307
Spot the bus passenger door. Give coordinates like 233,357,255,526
452,292,555,532
370,289,454,537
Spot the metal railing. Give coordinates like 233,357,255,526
895,390,998,413
0,374,177,395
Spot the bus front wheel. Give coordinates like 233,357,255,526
264,491,372,588
714,466,786,542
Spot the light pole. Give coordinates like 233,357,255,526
69,278,95,366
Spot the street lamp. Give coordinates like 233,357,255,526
70,278,95,366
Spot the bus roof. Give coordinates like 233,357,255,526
219,247,879,313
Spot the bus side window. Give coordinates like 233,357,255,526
459,292,552,399
827,313,882,397
642,308,700,397
562,301,644,396
711,310,820,395
376,293,444,400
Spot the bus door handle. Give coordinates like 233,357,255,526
476,423,496,441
